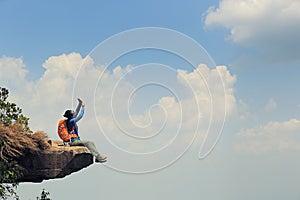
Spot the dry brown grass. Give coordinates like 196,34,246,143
0,123,50,162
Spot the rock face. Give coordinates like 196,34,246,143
18,140,93,183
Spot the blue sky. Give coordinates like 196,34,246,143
1,0,300,199
1,0,228,76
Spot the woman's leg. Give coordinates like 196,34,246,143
70,140,100,157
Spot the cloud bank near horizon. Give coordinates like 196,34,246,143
1,52,300,159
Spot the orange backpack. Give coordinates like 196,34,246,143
57,119,78,142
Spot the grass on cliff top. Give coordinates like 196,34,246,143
0,123,50,162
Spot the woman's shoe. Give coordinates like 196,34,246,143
95,155,107,163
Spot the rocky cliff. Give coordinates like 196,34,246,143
18,140,93,183
0,124,94,183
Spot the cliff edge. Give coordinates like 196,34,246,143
0,124,93,183
18,140,93,183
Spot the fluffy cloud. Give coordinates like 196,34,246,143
87,63,238,156
0,56,33,101
0,52,238,171
234,118,300,154
204,0,300,61
0,53,86,133
178,64,237,117
0,52,238,134
0,54,237,128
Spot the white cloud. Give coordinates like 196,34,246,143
177,64,237,117
239,118,300,136
0,53,238,133
88,63,238,154
0,53,87,133
264,98,277,112
0,54,237,128
204,0,300,61
0,52,238,171
234,118,300,154
0,56,33,101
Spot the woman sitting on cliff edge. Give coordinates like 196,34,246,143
63,98,107,163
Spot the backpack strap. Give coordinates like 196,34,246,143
66,120,79,142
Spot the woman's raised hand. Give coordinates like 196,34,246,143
77,98,85,107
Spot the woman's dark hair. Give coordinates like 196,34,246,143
63,110,73,119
